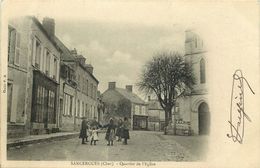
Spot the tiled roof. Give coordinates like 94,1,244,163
115,88,147,105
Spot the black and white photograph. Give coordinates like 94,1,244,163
1,1,260,168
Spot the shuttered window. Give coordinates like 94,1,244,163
8,26,16,64
14,32,21,65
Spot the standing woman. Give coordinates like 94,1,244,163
104,118,116,146
116,119,123,142
79,117,88,144
122,117,130,145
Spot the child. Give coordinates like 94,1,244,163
116,119,123,142
104,118,116,146
89,126,99,145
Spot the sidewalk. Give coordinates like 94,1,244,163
7,132,79,149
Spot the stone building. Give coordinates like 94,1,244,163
102,82,148,130
147,96,165,132
42,17,99,132
7,16,61,138
176,30,209,135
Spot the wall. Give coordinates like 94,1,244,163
74,64,99,130
7,17,32,138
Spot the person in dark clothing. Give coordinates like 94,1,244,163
79,117,88,144
103,118,117,146
116,119,123,141
122,117,130,145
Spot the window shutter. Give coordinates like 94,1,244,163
31,37,36,66
9,29,17,64
15,32,21,65
40,46,44,71
10,85,19,122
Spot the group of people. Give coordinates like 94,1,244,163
79,117,130,146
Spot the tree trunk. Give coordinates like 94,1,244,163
164,110,169,135
173,105,176,135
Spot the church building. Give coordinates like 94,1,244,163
176,30,210,135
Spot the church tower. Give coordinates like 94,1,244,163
184,30,207,94
176,30,210,135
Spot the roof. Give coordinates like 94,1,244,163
115,88,147,105
28,16,61,53
53,36,75,61
78,62,99,84
148,99,163,110
53,36,99,84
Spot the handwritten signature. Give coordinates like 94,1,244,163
227,70,255,144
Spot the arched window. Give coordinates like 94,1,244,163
200,58,206,84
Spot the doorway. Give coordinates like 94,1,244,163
198,102,210,135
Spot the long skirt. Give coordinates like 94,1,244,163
122,129,130,139
79,129,87,138
115,127,123,137
105,130,116,141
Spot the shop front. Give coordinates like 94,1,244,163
31,70,58,134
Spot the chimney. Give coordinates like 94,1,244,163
71,48,77,57
86,64,93,74
126,85,133,92
76,55,86,65
108,82,116,90
42,17,55,37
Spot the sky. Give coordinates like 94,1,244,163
2,1,260,165
54,19,185,95
4,0,259,99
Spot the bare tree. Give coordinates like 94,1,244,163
137,52,195,134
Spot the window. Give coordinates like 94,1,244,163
69,96,73,116
48,90,56,124
82,102,84,117
142,106,146,115
77,99,80,117
91,83,93,98
86,80,89,96
94,86,96,99
35,40,41,69
8,26,20,65
35,86,44,123
85,104,88,118
53,58,57,80
14,32,21,65
200,58,206,84
135,105,139,115
64,94,73,116
8,26,16,63
45,50,50,76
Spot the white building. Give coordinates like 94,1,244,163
176,30,210,135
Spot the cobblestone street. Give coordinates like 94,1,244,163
8,131,208,161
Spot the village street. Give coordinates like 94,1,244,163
7,131,208,161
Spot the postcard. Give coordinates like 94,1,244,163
0,0,259,168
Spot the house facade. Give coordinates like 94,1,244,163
176,30,209,135
147,96,165,132
7,16,100,138
41,17,99,132
7,16,61,138
102,82,148,130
